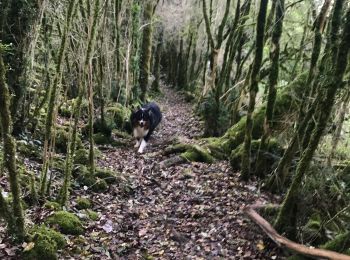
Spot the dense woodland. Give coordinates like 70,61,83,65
0,0,350,259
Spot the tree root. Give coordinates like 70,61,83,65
243,204,350,260
162,143,214,165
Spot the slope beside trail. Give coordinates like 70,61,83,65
64,84,282,259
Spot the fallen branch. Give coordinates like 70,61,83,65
243,204,350,260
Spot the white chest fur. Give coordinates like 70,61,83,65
133,126,149,139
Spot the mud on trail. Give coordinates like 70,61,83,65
56,84,281,260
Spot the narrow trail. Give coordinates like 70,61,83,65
70,84,281,259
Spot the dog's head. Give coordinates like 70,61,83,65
131,107,150,129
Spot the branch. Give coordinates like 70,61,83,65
244,204,350,260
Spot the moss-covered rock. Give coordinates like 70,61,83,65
23,225,66,260
74,165,109,192
46,211,84,235
91,178,108,192
44,201,62,211
95,168,118,184
76,197,91,210
86,209,99,221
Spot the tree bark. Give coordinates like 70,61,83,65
241,0,269,180
274,3,350,234
40,0,77,196
139,1,154,101
0,52,25,240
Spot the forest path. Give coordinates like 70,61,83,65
76,84,281,259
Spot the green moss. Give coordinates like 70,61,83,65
46,211,84,235
55,128,82,153
91,179,108,192
92,118,115,137
86,209,99,221
93,132,128,147
16,140,42,160
180,145,214,163
74,149,89,165
72,164,89,178
23,225,66,260
229,138,283,175
106,104,131,129
163,143,193,155
93,133,111,145
321,231,350,253
95,168,117,184
52,156,65,173
209,73,307,156
76,197,91,210
44,201,61,211
58,102,72,118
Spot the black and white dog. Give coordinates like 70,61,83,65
130,102,162,153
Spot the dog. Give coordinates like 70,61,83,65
130,102,162,153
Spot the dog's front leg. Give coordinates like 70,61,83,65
134,138,140,148
138,139,147,153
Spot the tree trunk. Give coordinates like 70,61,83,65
327,89,350,165
59,0,100,206
40,0,77,196
266,0,331,190
152,28,163,92
0,53,25,241
139,1,154,102
241,0,269,180
258,0,285,168
274,4,350,235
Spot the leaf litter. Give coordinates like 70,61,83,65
0,84,283,259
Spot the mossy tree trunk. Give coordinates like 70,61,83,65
59,0,101,206
274,3,350,235
257,0,285,172
202,0,231,136
139,1,154,102
0,187,14,232
40,0,77,196
131,0,141,100
115,0,122,78
327,89,350,165
0,52,25,241
1,0,39,135
240,0,269,180
152,28,163,92
266,0,331,191
177,37,185,89
87,0,101,177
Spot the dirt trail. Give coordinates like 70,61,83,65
69,84,281,259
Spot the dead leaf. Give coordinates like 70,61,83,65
23,242,35,252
